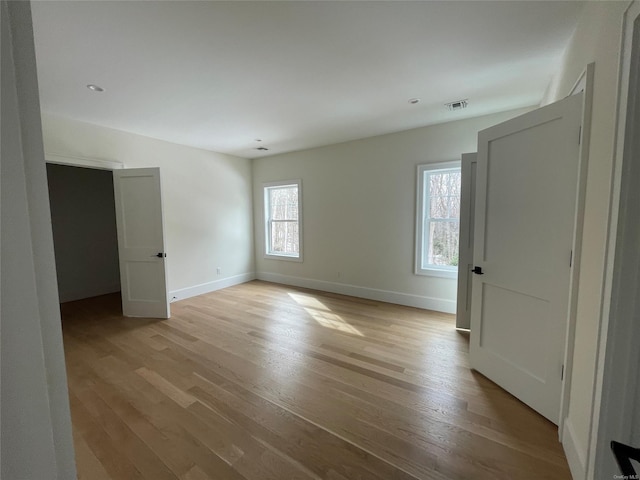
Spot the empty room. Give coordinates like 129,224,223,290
2,1,640,480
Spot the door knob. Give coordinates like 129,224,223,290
472,266,484,275
155,252,166,258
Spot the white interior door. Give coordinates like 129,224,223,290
470,93,583,423
456,152,477,330
113,167,169,319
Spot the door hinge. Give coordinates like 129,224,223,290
578,126,582,145
569,249,573,267
561,364,565,380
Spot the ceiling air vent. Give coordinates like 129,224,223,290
445,99,468,111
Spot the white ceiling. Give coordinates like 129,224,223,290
31,1,584,159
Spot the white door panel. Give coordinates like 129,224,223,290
113,167,169,318
470,93,583,423
456,153,477,330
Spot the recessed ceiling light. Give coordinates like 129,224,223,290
408,98,420,104
86,84,104,92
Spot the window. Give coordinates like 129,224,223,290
416,162,461,277
264,180,302,260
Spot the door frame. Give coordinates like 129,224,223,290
559,62,595,439
590,1,640,477
45,153,125,302
45,152,124,171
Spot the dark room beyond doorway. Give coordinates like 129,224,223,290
46,163,120,303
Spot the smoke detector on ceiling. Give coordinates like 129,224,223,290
445,99,468,111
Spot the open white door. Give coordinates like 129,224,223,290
470,93,583,423
456,153,477,330
113,168,169,319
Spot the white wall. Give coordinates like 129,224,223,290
1,1,76,477
252,108,531,313
47,163,121,302
541,2,628,478
41,114,255,300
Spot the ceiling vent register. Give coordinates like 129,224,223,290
445,99,468,111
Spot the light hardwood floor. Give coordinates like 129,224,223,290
62,280,571,480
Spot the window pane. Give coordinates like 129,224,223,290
270,186,298,220
270,221,299,255
424,220,459,267
448,195,460,218
429,193,448,219
428,170,461,219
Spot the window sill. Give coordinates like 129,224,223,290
415,268,458,279
264,253,303,263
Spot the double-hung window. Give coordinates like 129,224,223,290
415,162,461,277
264,180,302,260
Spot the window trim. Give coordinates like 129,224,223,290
263,179,303,262
415,161,461,278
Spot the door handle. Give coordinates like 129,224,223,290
472,266,484,275
153,252,166,258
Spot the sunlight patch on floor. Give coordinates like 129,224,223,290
288,292,328,310
288,292,364,336
304,307,363,336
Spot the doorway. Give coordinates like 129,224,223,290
46,163,121,304
45,157,171,319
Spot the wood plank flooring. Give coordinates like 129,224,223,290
61,280,570,480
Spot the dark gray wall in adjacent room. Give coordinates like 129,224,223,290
46,163,120,302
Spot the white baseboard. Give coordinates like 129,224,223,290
256,272,456,313
169,272,256,302
562,418,586,480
